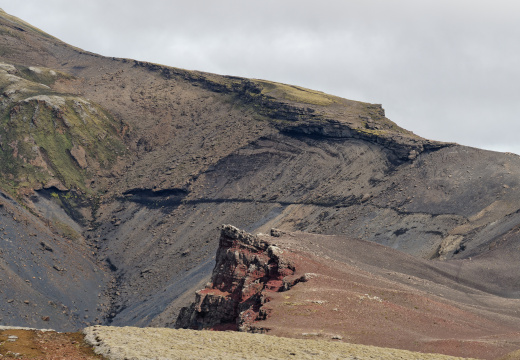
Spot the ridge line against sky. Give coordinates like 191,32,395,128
3,0,520,154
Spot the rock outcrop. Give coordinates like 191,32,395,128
175,225,304,332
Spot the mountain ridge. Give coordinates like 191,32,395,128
0,10,519,360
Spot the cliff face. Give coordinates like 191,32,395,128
175,225,305,332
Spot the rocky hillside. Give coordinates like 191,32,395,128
0,188,109,331
0,61,126,197
177,226,520,359
0,10,520,358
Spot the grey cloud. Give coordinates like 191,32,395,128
3,0,520,153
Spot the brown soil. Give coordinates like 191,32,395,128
252,232,520,360
0,329,102,360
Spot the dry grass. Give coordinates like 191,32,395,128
84,326,480,360
255,79,336,106
0,329,103,359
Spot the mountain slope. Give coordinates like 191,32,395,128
177,226,520,359
0,61,126,197
0,190,109,331
0,9,519,350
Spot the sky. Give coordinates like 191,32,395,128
3,1,520,154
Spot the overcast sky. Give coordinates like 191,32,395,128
3,1,520,154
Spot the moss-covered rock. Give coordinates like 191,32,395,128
0,61,126,197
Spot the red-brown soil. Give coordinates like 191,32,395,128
179,227,520,360
254,231,520,360
0,329,102,359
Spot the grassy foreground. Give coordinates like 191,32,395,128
83,326,480,360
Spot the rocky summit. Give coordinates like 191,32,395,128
0,8,519,360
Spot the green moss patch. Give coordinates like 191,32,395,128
254,80,336,106
18,65,73,87
52,219,81,241
0,61,126,198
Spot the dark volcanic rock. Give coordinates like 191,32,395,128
176,225,303,331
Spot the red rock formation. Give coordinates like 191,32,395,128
175,225,305,332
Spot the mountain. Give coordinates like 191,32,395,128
0,9,519,358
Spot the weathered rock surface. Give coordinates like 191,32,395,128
176,225,304,331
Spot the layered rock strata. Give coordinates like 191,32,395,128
175,225,304,332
